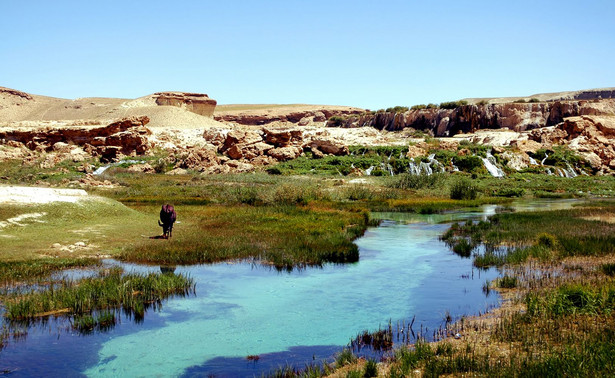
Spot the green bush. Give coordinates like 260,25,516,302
450,178,478,200
529,98,540,103
385,106,409,113
536,232,558,249
363,359,378,377
328,116,345,127
452,238,473,257
389,173,445,190
453,156,484,172
498,275,518,288
440,100,468,109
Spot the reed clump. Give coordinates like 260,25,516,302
3,268,195,321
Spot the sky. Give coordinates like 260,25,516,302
1,0,614,109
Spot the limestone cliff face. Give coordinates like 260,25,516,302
214,108,362,126
153,92,217,117
365,100,615,137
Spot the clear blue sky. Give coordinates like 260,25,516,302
2,0,614,109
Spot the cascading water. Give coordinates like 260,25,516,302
407,154,444,176
541,153,549,166
481,152,505,178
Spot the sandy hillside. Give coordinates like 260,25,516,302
0,88,226,129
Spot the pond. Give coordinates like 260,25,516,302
0,199,579,377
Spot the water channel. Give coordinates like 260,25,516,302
0,199,579,377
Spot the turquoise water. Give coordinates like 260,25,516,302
0,200,578,377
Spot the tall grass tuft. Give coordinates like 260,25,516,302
3,268,195,321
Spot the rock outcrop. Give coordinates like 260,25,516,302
0,116,152,162
214,108,363,126
540,115,615,174
153,92,217,117
357,99,615,137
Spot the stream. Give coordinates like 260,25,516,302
0,199,579,377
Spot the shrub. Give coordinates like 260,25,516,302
363,359,378,377
601,263,615,276
529,98,540,103
328,116,345,127
335,348,357,368
514,99,527,103
498,275,518,288
477,99,489,106
494,188,525,197
411,104,427,110
440,100,468,109
389,173,445,190
385,106,409,113
450,178,478,200
536,232,558,249
452,238,473,257
453,155,484,172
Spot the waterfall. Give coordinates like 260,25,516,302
529,157,538,165
481,152,505,177
407,154,444,176
93,165,111,175
541,153,549,166
365,166,375,175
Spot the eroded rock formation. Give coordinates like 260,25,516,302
355,99,615,137
153,92,217,117
214,108,362,126
0,116,152,162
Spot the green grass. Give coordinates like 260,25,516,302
120,204,368,269
3,267,195,321
442,201,615,267
0,199,152,262
0,258,100,284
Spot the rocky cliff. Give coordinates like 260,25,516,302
356,99,615,137
213,105,364,126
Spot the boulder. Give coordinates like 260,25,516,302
510,139,542,154
406,144,428,159
307,138,349,156
127,163,155,173
179,148,220,171
225,160,255,173
263,128,303,147
221,129,263,152
203,128,229,147
165,168,188,175
500,151,530,171
52,142,72,153
267,146,303,161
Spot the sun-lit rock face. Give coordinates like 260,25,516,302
0,116,152,162
153,92,217,117
367,99,615,137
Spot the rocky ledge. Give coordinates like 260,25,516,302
0,116,152,162
152,92,217,117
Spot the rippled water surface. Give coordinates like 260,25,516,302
0,200,578,377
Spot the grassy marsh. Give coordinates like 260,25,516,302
4,267,194,321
